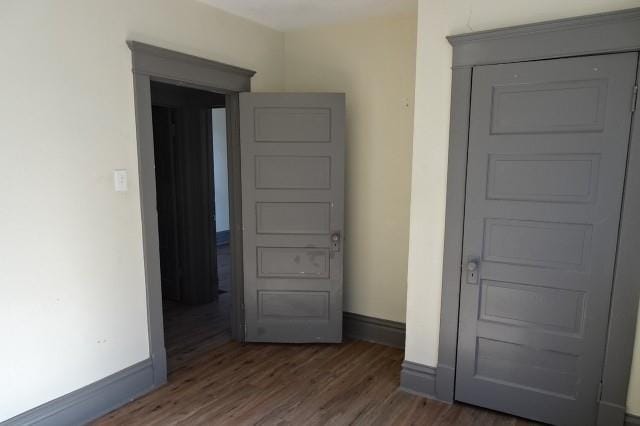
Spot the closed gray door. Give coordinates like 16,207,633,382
240,93,345,343
456,53,638,425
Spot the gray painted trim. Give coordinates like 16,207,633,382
601,58,640,424
128,42,251,384
132,72,167,386
599,400,627,426
435,66,472,404
626,413,640,426
3,359,154,425
399,361,437,400
437,8,640,423
128,41,254,92
447,7,640,67
343,312,405,348
435,363,455,404
225,93,246,341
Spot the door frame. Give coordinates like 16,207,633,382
127,41,254,386
436,8,640,425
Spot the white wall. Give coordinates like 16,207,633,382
284,13,417,322
0,0,283,421
404,0,640,414
212,108,229,232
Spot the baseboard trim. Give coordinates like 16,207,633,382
4,358,156,425
399,360,437,399
343,312,405,348
597,399,626,425
216,230,230,246
435,363,455,403
399,362,639,423
626,413,640,426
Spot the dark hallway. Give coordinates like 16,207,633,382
150,81,232,374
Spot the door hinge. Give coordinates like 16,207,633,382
241,303,247,339
633,85,638,113
597,381,603,402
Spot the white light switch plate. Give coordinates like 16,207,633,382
113,169,128,192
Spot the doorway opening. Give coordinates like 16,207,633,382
150,81,232,373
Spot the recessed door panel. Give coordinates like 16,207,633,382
255,156,331,189
479,280,585,334
490,79,608,134
257,247,329,278
256,202,331,235
456,52,638,426
483,219,593,270
254,107,331,142
486,154,600,203
258,291,329,320
475,337,579,396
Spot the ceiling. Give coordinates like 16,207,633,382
197,0,418,31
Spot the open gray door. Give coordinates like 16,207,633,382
239,93,345,343
456,53,638,425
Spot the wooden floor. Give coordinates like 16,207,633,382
95,340,538,425
96,246,538,426
162,293,231,373
162,244,232,372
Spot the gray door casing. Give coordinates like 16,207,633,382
129,41,255,386
431,9,640,426
455,52,638,426
239,93,345,343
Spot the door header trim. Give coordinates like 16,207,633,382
447,7,640,68
435,8,640,425
128,41,255,92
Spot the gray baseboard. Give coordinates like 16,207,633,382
399,360,437,399
399,361,452,404
3,358,156,425
343,312,405,348
400,361,639,424
598,400,626,425
627,413,640,426
435,363,455,403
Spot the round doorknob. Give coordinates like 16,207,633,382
467,261,478,272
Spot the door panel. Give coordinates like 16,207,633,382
254,107,332,142
255,156,332,189
240,93,345,343
256,202,331,235
456,53,638,425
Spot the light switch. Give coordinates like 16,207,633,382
113,169,128,192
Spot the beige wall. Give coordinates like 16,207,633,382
0,0,283,421
404,0,640,415
284,13,417,322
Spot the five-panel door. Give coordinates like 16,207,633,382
455,53,638,425
239,93,345,343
